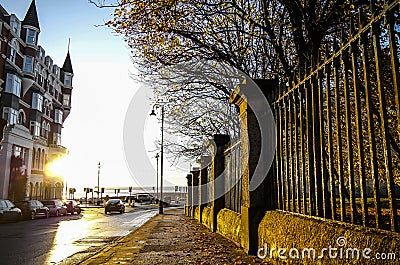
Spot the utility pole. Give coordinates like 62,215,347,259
97,162,100,201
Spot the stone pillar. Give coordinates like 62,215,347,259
198,156,211,223
230,78,278,254
0,141,12,199
210,134,230,232
191,168,200,218
185,173,193,216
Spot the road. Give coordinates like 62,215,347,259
0,205,158,265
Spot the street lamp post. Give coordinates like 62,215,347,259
97,162,100,201
150,104,165,214
155,152,159,199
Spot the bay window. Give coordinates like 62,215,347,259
54,109,63,124
23,56,34,73
54,133,61,146
3,107,18,125
26,29,37,45
30,121,40,136
5,73,21,97
64,73,72,86
32,93,43,111
63,94,70,106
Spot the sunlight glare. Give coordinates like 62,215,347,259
45,155,70,177
47,219,91,263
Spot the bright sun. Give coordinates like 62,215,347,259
45,155,70,177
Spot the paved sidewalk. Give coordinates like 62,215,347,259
81,208,268,265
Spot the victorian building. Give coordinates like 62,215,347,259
0,1,73,200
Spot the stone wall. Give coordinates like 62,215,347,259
201,206,212,230
194,206,201,222
216,208,242,246
258,210,400,264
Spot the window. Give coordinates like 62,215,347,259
34,63,39,81
47,76,52,91
5,200,15,208
32,93,43,111
64,74,72,86
5,73,21,97
23,56,34,73
47,102,52,116
37,46,45,62
53,65,60,79
35,149,40,168
26,29,37,45
45,56,53,69
41,121,46,137
42,70,47,80
17,110,25,125
52,80,57,92
41,121,50,138
40,149,45,169
10,48,16,63
30,121,40,136
3,107,18,125
63,94,71,106
10,15,21,36
43,100,48,116
47,123,50,138
10,39,19,64
54,133,61,146
39,69,46,84
14,146,22,157
54,109,63,124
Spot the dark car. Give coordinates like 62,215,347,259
15,200,49,220
134,193,155,203
104,199,125,214
64,200,81,214
42,199,68,217
0,199,22,222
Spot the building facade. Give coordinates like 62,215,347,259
0,1,73,201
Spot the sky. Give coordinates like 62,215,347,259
1,0,187,194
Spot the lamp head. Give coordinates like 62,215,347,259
149,109,156,116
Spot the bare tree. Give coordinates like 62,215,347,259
89,0,379,162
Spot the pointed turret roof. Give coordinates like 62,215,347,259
62,51,73,74
23,0,40,30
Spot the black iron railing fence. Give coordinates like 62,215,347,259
273,1,400,232
224,140,242,213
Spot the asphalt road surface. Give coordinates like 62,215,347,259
0,205,158,265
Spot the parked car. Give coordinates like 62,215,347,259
104,199,125,214
14,200,49,220
42,199,67,217
0,199,22,222
64,200,81,214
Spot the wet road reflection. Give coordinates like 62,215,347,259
47,207,157,264
48,217,92,263
0,206,157,265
